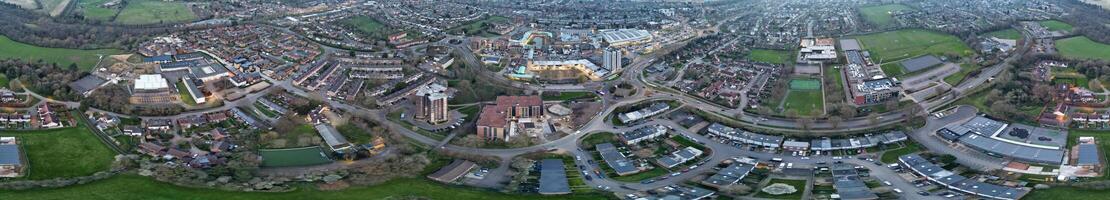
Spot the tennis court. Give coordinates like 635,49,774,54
259,146,333,167
789,78,821,90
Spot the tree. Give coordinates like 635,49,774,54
867,113,880,126
828,116,842,129
510,158,534,170
1031,84,1055,103
454,135,484,148
273,113,302,134
837,104,857,118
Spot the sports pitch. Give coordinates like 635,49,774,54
854,29,972,64
789,78,821,90
259,146,333,167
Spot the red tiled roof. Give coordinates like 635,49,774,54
495,96,542,107
477,106,508,127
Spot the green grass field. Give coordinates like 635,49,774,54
754,178,808,199
0,74,9,89
859,4,915,28
258,147,333,167
114,0,197,25
855,29,972,64
1056,36,1110,61
175,81,197,106
879,143,922,163
944,63,978,85
984,29,1023,40
0,35,122,71
581,132,617,149
879,63,904,77
448,16,510,37
610,166,667,182
0,174,607,200
0,126,116,180
747,49,793,64
341,16,393,39
782,90,824,116
1039,20,1073,32
77,0,120,21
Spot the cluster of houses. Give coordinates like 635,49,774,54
706,123,909,153
619,102,671,124
673,56,780,108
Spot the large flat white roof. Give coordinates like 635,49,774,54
134,74,169,90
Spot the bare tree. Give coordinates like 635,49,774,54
828,116,842,128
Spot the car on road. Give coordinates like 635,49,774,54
917,191,930,196
893,189,903,193
883,181,892,186
833,156,843,160
641,180,655,184
801,157,810,160
671,172,681,177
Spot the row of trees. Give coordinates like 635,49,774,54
0,4,189,50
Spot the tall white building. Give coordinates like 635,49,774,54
603,48,623,73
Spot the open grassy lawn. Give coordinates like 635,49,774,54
455,105,481,122
0,127,116,180
337,124,373,144
581,132,617,149
114,0,197,25
448,16,510,37
0,174,608,200
782,89,823,116
175,81,197,106
859,4,915,27
1039,20,1073,32
747,49,793,64
879,143,922,163
984,28,1024,40
77,0,120,21
879,63,904,76
0,35,122,71
1026,186,1110,200
340,16,393,39
1056,36,1110,61
755,178,808,199
855,29,972,64
611,166,668,182
0,74,9,89
944,63,979,85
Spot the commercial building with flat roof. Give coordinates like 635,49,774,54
620,124,668,145
619,102,670,124
426,159,476,183
705,123,783,148
656,147,703,168
596,143,640,176
701,162,755,188
900,153,1029,200
315,124,353,151
600,29,652,47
